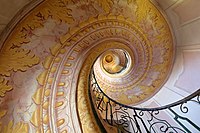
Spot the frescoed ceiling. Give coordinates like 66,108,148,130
0,0,174,133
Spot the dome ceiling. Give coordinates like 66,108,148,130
100,49,130,74
0,0,174,133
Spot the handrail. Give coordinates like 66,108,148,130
90,68,200,133
92,69,200,111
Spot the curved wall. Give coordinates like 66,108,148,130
0,0,200,133
139,0,200,108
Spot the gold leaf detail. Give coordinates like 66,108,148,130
61,130,67,133
0,77,12,97
127,0,136,4
135,0,150,22
30,108,40,127
56,101,64,108
45,89,51,96
43,115,49,125
43,56,53,69
96,0,114,13
39,0,74,23
37,70,48,86
32,88,43,105
50,43,62,56
2,120,29,133
57,119,65,127
2,0,74,52
0,110,7,119
43,101,49,110
0,109,7,131
0,48,39,77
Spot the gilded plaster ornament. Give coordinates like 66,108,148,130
0,0,75,100
0,49,39,77
32,10,173,132
96,0,114,12
0,77,12,97
0,109,7,131
0,0,174,133
0,48,39,98
1,120,29,133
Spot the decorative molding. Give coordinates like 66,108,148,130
0,0,174,133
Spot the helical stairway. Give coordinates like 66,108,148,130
90,66,200,132
0,0,200,133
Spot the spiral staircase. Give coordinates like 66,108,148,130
0,0,200,133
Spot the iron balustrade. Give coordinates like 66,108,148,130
89,69,200,133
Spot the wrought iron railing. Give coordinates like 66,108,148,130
89,69,200,133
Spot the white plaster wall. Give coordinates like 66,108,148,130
140,0,200,107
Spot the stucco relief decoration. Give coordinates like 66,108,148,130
0,0,174,133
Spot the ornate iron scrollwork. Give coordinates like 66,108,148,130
89,69,200,133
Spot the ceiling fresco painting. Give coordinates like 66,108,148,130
0,0,174,133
